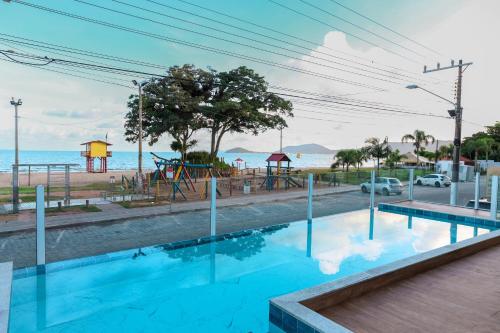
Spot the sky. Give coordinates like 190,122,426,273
0,0,498,153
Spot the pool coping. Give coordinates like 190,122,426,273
0,262,13,333
269,228,500,333
378,201,499,229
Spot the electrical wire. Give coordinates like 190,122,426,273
75,0,404,85
268,0,421,64
10,0,387,91
173,0,429,77
137,0,433,85
299,0,425,57
327,0,443,56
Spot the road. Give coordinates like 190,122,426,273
0,180,482,268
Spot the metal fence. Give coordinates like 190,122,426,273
0,167,436,215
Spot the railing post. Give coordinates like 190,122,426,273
210,177,217,237
474,172,480,210
490,176,498,220
369,170,375,209
307,173,313,223
36,185,46,269
408,169,414,201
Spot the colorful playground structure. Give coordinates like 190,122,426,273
262,153,301,191
81,140,112,173
150,153,222,201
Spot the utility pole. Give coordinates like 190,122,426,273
279,126,283,153
423,59,472,205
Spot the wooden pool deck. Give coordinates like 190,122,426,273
320,244,500,333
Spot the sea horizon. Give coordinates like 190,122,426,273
0,149,335,172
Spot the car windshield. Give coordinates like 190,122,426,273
388,179,400,184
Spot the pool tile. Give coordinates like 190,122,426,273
283,312,298,333
269,304,283,328
297,320,314,333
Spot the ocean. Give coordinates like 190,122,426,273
0,150,335,172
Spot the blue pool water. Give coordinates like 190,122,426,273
9,210,493,332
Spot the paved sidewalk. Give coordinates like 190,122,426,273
0,185,358,234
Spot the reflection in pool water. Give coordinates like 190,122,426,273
9,209,492,332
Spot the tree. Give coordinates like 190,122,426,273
439,144,454,159
364,137,391,173
335,149,357,172
124,64,213,160
353,148,369,170
401,130,435,166
386,149,403,169
463,137,495,171
205,66,293,159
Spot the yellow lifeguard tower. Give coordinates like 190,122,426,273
81,140,112,173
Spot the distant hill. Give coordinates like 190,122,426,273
281,143,335,154
225,147,263,153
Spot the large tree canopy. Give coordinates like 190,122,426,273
124,64,292,160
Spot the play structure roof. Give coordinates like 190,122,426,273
80,140,112,146
266,153,291,162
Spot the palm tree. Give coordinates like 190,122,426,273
464,138,488,172
401,130,435,166
364,137,391,173
353,148,369,170
438,144,454,159
481,137,496,161
386,149,403,169
335,149,357,172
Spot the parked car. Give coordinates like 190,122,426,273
360,177,403,195
466,198,491,209
415,174,451,187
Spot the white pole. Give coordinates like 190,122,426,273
450,182,458,206
36,185,46,267
408,169,414,201
307,173,313,222
490,176,498,220
210,177,217,237
474,172,480,210
369,170,375,209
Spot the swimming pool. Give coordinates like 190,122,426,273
9,209,493,332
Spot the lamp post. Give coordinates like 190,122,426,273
132,80,147,175
406,84,461,205
10,97,22,166
10,97,22,213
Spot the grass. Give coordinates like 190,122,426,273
45,204,102,214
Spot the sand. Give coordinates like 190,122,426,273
0,170,152,187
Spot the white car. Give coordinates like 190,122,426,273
360,177,403,195
415,174,451,187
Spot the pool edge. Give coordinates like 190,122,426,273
269,228,500,333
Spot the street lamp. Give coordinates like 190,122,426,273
132,80,148,176
10,97,22,166
10,97,22,213
406,84,462,205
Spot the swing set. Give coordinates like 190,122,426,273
150,152,222,201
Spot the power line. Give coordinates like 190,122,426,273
137,0,431,84
0,57,134,89
299,0,425,57
327,0,443,56
173,0,428,77
10,0,387,91
74,0,404,85
268,0,421,64
273,92,450,118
